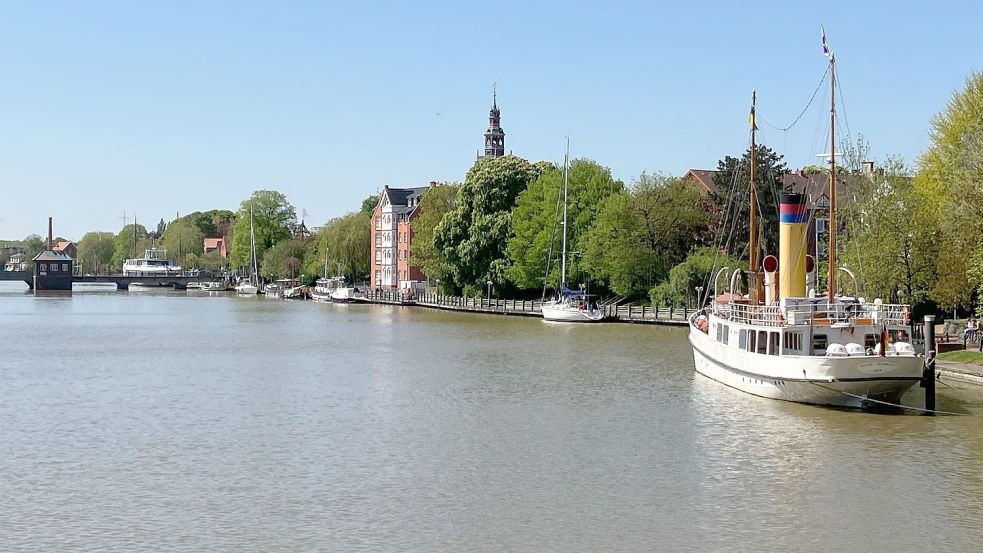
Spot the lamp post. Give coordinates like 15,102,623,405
695,286,704,308
486,280,492,307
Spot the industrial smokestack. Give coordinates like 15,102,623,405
48,217,53,250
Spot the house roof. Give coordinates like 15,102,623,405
203,237,224,246
784,172,830,202
383,186,430,207
683,169,720,195
53,240,74,252
32,250,73,262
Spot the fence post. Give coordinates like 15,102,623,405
628,305,633,319
670,305,674,319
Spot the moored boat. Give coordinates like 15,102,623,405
689,45,922,408
122,248,181,277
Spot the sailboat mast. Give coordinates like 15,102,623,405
827,55,836,302
560,137,570,288
748,90,758,272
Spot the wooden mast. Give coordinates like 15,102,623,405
749,90,758,273
827,54,836,301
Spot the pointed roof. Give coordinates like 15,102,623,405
32,250,73,262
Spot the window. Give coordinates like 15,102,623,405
40,263,47,271
813,334,828,352
783,332,802,352
769,332,780,356
62,263,69,272
375,271,381,285
720,325,730,345
739,329,747,350
816,218,828,234
864,334,877,349
757,331,767,354
748,330,756,352
375,218,381,230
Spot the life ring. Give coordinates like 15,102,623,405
902,307,910,325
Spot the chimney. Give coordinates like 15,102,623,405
48,217,53,250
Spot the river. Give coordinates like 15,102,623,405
1,282,982,551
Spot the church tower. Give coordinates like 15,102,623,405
482,84,505,158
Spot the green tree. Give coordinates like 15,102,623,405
230,190,297,269
507,159,624,290
712,144,789,261
76,231,116,274
434,155,543,294
409,183,459,287
261,238,308,279
915,72,983,313
583,173,711,297
839,158,938,305
111,224,149,268
649,247,746,307
303,211,372,283
161,218,205,268
361,194,379,214
23,234,45,259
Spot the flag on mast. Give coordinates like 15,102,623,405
748,103,757,130
821,25,830,58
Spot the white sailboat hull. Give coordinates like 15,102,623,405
235,284,258,295
541,303,605,323
688,319,922,408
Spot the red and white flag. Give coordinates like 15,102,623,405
821,25,830,58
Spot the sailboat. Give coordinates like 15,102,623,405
541,138,605,323
687,42,923,408
235,208,260,295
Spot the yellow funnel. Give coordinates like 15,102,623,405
778,193,807,299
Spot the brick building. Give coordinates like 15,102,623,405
369,184,433,291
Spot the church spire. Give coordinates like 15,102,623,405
481,82,505,158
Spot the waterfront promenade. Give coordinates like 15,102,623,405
361,290,689,326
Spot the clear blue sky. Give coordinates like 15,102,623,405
1,1,980,240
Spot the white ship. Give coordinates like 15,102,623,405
689,53,922,408
122,248,181,276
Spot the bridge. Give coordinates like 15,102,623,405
0,268,219,291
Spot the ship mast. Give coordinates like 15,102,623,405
827,54,836,302
560,137,570,288
748,90,758,274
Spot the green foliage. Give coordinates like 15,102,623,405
409,183,459,285
712,144,789,259
434,155,543,292
916,72,983,312
160,218,204,268
260,238,308,279
195,250,228,271
361,194,379,214
76,231,115,273
304,211,372,283
230,190,297,268
583,173,711,297
111,224,149,268
22,234,45,260
507,159,624,290
649,247,745,307
839,158,938,305
182,209,236,238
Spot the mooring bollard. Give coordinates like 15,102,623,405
922,315,937,414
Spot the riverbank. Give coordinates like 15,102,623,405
937,360,983,386
360,290,689,326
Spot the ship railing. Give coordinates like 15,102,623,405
717,301,910,327
716,302,785,327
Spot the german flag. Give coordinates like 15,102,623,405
880,325,889,356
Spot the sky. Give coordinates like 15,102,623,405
1,0,981,241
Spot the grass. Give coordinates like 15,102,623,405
937,349,983,366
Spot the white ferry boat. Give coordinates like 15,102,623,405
689,58,923,408
122,248,181,277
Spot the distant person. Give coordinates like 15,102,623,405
963,317,978,344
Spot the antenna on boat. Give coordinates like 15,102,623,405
748,89,758,273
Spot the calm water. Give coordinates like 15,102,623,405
1,282,982,552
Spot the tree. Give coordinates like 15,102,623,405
161,218,205,268
835,158,938,306
649,247,745,307
409,183,459,287
261,238,308,279
76,232,116,274
712,145,789,261
229,190,297,269
583,173,711,297
915,72,983,313
361,194,379,214
507,159,624,291
434,155,543,294
23,234,45,259
304,211,372,283
111,224,149,268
